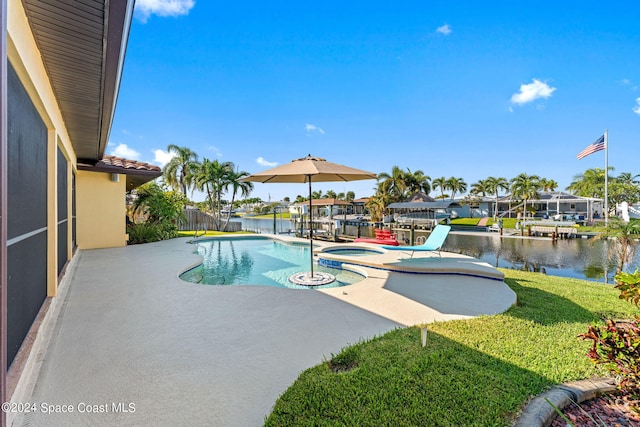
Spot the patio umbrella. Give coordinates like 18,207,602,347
241,155,377,286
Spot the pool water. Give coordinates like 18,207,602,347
180,238,364,289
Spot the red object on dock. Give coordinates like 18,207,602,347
354,228,400,246
353,237,399,246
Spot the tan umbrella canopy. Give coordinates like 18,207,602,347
241,155,377,285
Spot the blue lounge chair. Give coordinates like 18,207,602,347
381,224,451,258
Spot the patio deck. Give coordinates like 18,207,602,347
16,236,515,426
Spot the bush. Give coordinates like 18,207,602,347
581,269,640,401
128,182,187,244
127,222,179,245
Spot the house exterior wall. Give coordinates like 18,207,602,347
76,171,127,249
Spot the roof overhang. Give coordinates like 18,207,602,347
22,0,135,162
77,156,162,191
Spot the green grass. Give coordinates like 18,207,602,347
449,218,481,226
248,212,292,219
265,270,636,426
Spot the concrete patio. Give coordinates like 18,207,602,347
14,236,516,426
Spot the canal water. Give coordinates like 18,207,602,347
236,217,639,283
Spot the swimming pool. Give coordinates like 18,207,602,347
322,247,384,256
180,237,364,289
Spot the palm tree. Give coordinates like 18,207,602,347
345,191,355,202
470,179,490,197
616,172,640,186
193,159,234,230
325,190,337,199
222,168,253,231
432,177,447,200
510,173,541,219
404,169,431,195
538,178,558,192
162,145,199,195
366,193,390,222
376,166,408,202
445,177,467,201
566,167,612,198
485,176,509,219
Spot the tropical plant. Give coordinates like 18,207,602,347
470,179,490,197
581,269,640,404
485,176,510,219
377,166,409,202
404,169,431,195
566,168,612,199
445,177,467,201
510,173,541,218
432,177,447,201
193,159,234,230
366,192,391,222
345,191,356,202
161,145,199,195
222,168,253,231
325,190,337,199
128,182,187,243
538,178,558,192
567,168,640,214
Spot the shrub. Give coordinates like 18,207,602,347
581,269,640,401
128,182,187,244
127,222,179,244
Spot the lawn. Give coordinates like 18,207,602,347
245,212,292,220
265,270,636,426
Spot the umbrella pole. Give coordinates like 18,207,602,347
308,176,313,277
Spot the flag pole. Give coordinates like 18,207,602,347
604,129,609,225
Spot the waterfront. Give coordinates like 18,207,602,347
442,233,636,284
236,217,639,283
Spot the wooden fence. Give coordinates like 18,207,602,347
179,209,242,232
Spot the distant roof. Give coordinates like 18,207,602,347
291,198,353,206
78,155,162,190
498,191,602,202
388,201,458,209
405,191,435,203
353,197,370,204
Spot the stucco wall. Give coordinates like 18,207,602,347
77,171,127,249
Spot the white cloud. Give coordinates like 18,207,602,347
305,123,325,135
620,79,638,91
134,0,195,23
510,79,556,106
436,24,452,35
257,157,278,167
208,145,223,157
633,97,640,115
153,149,176,167
110,143,140,159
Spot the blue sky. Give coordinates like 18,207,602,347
108,1,640,202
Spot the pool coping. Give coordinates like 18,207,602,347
185,234,516,326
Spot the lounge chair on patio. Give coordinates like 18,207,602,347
381,224,451,258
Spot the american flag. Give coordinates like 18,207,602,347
576,134,605,159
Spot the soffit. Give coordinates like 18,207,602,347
21,0,133,162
